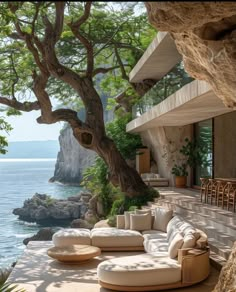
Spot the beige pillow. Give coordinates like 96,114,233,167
182,233,196,249
135,209,152,215
116,215,125,229
124,211,135,229
130,213,152,231
153,207,173,232
168,232,184,259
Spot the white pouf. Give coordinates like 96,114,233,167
52,228,91,247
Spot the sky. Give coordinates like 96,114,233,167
5,111,63,142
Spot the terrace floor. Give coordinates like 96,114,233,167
8,241,219,292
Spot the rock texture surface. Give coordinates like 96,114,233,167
140,125,191,186
13,192,91,223
145,2,236,108
23,228,55,245
213,241,236,292
50,125,96,185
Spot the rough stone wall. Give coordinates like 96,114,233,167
145,2,236,108
50,125,96,185
140,125,192,186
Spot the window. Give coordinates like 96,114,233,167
193,119,213,186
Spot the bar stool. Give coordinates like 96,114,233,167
226,182,236,212
200,178,209,203
206,179,218,205
216,180,228,208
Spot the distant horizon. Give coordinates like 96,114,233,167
8,139,58,143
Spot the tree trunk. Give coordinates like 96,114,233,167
70,78,149,198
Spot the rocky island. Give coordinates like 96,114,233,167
13,192,92,225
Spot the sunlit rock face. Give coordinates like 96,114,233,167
145,2,236,108
212,241,236,292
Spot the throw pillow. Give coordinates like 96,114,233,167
124,211,135,229
130,213,152,231
116,215,125,229
182,233,196,249
135,209,152,215
168,232,184,259
153,207,173,232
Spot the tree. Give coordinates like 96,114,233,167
0,2,156,197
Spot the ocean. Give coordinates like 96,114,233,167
0,142,82,269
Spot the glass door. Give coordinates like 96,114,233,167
193,119,213,186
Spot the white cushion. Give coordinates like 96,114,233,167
52,228,91,247
91,227,143,248
143,231,168,253
130,213,152,231
168,232,184,259
124,211,134,229
135,209,152,215
153,207,173,232
116,215,125,229
182,233,196,248
97,253,181,286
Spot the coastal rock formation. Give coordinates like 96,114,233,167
50,125,97,185
23,228,55,245
213,241,236,291
70,219,93,229
145,2,236,108
13,192,92,224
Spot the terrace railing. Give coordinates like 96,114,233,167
132,61,194,118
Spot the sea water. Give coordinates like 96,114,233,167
0,158,82,268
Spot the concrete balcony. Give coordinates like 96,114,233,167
127,80,234,133
129,32,181,83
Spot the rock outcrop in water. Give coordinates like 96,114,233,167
50,125,97,185
13,192,92,224
23,228,55,245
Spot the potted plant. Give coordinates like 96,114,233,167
171,163,188,188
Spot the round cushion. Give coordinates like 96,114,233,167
97,253,181,287
52,228,91,247
47,244,101,262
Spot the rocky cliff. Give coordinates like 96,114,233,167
145,2,236,108
50,125,97,185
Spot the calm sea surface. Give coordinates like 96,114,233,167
0,158,82,269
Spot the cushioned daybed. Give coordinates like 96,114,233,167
52,206,210,291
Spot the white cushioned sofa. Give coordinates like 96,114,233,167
52,207,210,291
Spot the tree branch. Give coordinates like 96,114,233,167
0,96,40,111
54,2,66,43
114,45,129,81
92,66,120,77
9,54,19,99
69,2,94,77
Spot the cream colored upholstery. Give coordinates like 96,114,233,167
168,232,184,259
116,215,125,229
130,213,152,231
124,211,135,229
97,211,209,291
153,207,173,232
91,227,143,248
52,228,91,247
97,253,181,287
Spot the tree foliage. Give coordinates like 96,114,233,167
0,2,156,196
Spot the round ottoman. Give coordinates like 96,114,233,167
47,244,101,263
97,253,181,291
52,228,91,247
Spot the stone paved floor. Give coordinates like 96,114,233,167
7,241,219,292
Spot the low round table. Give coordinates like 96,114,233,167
47,244,101,263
